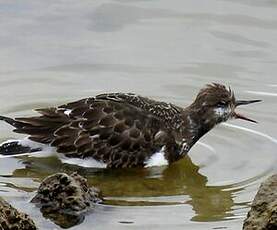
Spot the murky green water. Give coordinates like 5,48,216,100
0,0,277,229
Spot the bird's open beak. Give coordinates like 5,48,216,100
234,100,262,123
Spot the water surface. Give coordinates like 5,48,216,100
0,0,277,229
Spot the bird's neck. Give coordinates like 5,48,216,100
180,105,215,147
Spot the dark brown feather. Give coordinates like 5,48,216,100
5,95,181,168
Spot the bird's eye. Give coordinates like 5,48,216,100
217,101,227,107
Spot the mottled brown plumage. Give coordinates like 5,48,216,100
0,83,261,168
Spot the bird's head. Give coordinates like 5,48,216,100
190,83,261,127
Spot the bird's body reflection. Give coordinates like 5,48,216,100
12,155,242,225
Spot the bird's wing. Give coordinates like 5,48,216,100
12,96,171,167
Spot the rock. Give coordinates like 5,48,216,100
31,172,102,228
243,174,277,230
0,197,37,230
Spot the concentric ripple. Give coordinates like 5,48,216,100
1,1,277,229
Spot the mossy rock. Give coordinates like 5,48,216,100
0,197,37,230
31,172,102,228
243,174,277,230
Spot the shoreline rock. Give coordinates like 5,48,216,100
243,174,277,230
31,172,103,228
0,197,37,230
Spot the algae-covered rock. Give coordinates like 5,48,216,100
31,172,102,228
0,197,37,230
243,174,277,230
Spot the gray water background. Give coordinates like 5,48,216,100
0,0,277,229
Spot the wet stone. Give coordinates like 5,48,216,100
31,172,102,228
0,197,37,230
243,174,277,230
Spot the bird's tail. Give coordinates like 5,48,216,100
0,115,43,158
0,115,28,130
0,115,17,126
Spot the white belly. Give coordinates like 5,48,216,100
144,146,169,168
59,154,107,168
